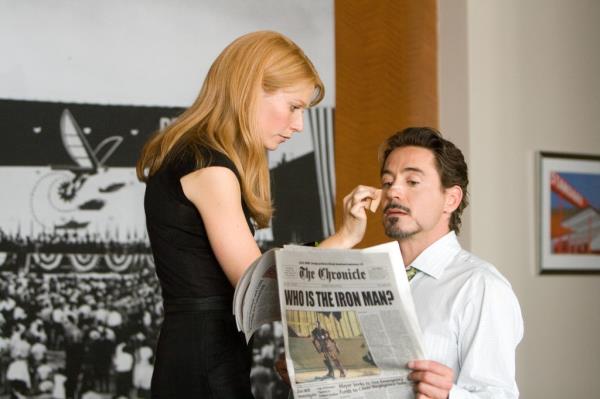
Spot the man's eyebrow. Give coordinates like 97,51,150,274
381,166,425,176
403,167,424,174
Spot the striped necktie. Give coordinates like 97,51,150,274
405,266,418,281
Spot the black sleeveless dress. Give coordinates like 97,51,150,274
144,145,254,398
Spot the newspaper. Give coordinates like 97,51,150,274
234,242,425,398
234,247,280,339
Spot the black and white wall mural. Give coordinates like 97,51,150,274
1,2,334,398
0,98,335,399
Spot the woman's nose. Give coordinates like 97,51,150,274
290,112,304,133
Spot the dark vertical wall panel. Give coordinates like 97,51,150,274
335,0,439,247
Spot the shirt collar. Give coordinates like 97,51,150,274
409,231,462,279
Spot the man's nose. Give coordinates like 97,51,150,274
385,182,404,199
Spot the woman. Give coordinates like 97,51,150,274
136,30,324,398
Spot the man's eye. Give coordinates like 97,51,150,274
407,180,419,186
381,181,392,188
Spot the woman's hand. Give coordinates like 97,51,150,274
319,185,381,249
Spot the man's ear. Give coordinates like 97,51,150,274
444,185,463,214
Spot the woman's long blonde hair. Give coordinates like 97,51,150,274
136,31,324,228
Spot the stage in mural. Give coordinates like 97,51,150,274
0,99,334,398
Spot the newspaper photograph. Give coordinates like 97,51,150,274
275,244,425,399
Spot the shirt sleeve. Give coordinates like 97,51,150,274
450,270,524,399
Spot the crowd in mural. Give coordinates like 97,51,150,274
0,267,288,399
0,267,162,399
0,231,150,252
249,323,289,399
0,231,151,271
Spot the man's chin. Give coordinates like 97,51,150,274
384,225,419,240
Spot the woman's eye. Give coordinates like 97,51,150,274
407,180,419,186
382,181,392,188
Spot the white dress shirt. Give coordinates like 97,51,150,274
410,231,523,398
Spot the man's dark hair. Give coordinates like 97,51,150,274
378,127,469,233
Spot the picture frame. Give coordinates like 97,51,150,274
538,151,600,273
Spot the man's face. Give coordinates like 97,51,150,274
381,146,453,241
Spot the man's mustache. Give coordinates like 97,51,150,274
383,202,411,215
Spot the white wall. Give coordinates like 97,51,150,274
438,0,471,249
0,0,334,107
0,0,334,167
440,0,600,397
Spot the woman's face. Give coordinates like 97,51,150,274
256,83,315,150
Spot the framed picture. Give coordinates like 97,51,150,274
538,151,600,273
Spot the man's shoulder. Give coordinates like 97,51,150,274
448,249,524,343
450,249,514,291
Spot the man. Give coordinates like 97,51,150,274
310,320,346,379
63,316,84,399
323,127,523,398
